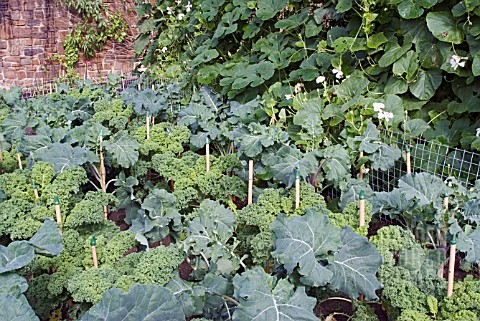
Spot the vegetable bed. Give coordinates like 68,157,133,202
0,82,478,321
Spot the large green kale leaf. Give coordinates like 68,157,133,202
35,142,98,173
232,267,318,321
80,284,185,321
263,146,317,188
103,130,139,168
270,209,341,286
327,227,383,300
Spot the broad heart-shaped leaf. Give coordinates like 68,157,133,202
392,51,419,80
0,293,39,321
409,69,442,101
103,130,139,168
397,173,446,209
327,227,383,300
270,210,341,287
378,37,412,67
403,119,430,138
35,143,99,173
28,217,63,257
232,267,318,321
263,146,318,188
0,241,35,273
457,227,480,264
80,284,185,321
371,189,416,216
426,11,464,44
183,200,238,268
256,0,288,20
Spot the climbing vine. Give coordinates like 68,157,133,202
58,0,128,75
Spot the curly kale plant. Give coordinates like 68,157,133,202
92,98,133,131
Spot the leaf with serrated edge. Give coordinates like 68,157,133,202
271,209,341,286
327,227,383,300
232,267,318,321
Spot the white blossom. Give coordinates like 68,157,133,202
166,7,174,15
378,111,393,122
332,66,343,79
178,12,185,20
316,76,325,84
175,0,181,4
476,128,480,137
161,47,168,53
186,1,192,12
362,167,370,174
450,55,467,70
285,94,293,100
373,102,385,112
294,82,304,94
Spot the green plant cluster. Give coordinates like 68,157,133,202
58,0,128,74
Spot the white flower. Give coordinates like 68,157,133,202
175,0,181,4
362,167,370,174
161,47,168,53
332,66,343,79
378,111,394,122
285,94,293,100
294,82,304,94
373,102,385,112
178,12,185,20
316,76,325,84
450,55,467,70
476,128,480,137
166,7,173,15
186,1,192,12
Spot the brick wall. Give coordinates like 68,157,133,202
0,0,138,89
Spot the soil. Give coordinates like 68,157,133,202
316,298,389,321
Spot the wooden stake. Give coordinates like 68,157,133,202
359,190,366,227
444,194,449,210
248,160,254,205
33,182,39,200
206,138,210,173
54,196,62,225
295,170,301,209
447,236,457,297
99,130,108,220
16,151,23,170
49,82,53,94
0,148,3,162
146,113,150,140
359,151,364,179
120,69,125,91
91,236,98,268
138,83,141,91
406,146,411,174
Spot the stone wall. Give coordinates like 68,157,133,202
0,0,138,89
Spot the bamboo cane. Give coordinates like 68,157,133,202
406,145,411,174
439,194,449,278
295,170,301,209
146,112,150,140
16,151,22,170
33,182,39,200
54,196,62,225
447,235,457,297
359,151,364,179
91,236,98,268
99,130,108,219
206,138,210,174
248,160,254,205
359,190,365,227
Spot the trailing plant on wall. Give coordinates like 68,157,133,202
58,0,128,75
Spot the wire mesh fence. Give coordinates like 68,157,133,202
369,131,480,192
